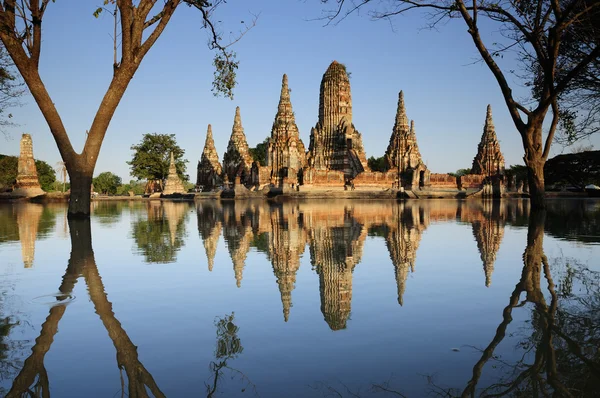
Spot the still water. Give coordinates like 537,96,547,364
0,199,599,397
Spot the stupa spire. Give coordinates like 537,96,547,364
223,107,253,182
396,91,409,131
471,104,505,175
162,151,186,194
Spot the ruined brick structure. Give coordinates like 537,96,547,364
267,74,307,186
196,124,223,191
162,152,186,195
307,61,369,178
384,92,429,189
472,105,505,176
223,107,254,184
13,134,45,197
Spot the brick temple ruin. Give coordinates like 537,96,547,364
196,61,508,196
13,134,45,198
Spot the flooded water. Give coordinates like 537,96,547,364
0,199,599,397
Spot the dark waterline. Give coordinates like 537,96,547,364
0,199,599,397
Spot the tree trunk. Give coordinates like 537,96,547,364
523,122,547,210
526,158,546,210
68,168,94,218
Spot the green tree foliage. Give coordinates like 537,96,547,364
35,160,56,191
127,133,188,183
93,171,122,195
116,180,145,196
544,150,600,190
0,155,55,191
505,164,529,183
0,154,17,190
249,138,269,166
448,168,471,177
367,156,388,172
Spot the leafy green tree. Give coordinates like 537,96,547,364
367,155,388,172
448,168,472,177
116,179,145,196
544,151,600,190
505,164,529,184
0,2,255,217
127,133,188,188
0,155,55,191
249,138,269,166
93,171,122,195
0,154,17,190
35,159,56,191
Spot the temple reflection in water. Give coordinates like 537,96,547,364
192,199,520,330
1,198,599,397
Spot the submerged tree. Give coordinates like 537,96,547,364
0,1,255,217
322,0,600,209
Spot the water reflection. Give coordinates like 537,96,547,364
131,201,190,263
0,203,58,268
193,199,600,330
1,199,599,396
454,209,600,397
206,313,256,397
6,218,165,397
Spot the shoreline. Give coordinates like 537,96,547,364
0,189,592,203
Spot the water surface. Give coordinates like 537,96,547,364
0,199,599,397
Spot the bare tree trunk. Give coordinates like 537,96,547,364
522,120,547,210
67,163,94,218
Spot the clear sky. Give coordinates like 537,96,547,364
1,0,596,181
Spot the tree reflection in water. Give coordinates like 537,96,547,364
131,201,189,264
205,313,256,397
456,209,600,397
3,200,599,397
6,218,165,398
311,207,600,397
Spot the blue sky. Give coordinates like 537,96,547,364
2,0,596,181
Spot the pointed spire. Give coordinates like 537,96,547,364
169,151,175,170
206,124,214,143
281,74,290,102
395,91,409,130
275,73,295,122
163,151,186,194
201,124,221,169
484,104,496,140
234,106,242,129
471,104,505,175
